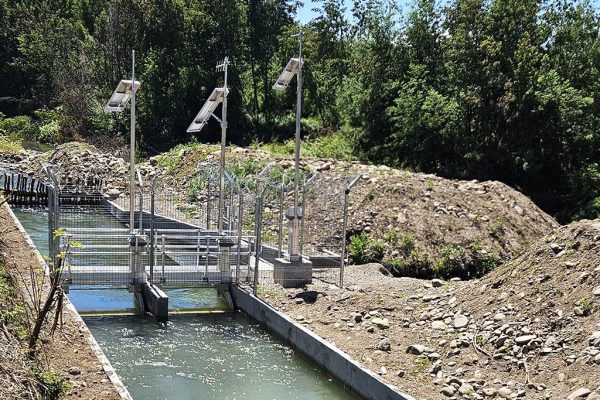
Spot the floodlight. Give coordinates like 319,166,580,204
104,80,141,112
186,87,227,133
273,58,301,90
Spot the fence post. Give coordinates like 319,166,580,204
300,184,306,256
161,234,166,283
236,192,243,284
138,193,143,232
277,183,284,257
137,169,144,232
340,175,360,288
340,188,350,288
207,178,211,229
196,229,201,268
149,183,155,283
253,191,264,296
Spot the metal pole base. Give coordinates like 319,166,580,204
286,207,303,261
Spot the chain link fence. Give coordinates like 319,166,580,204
248,164,361,296
43,159,361,298
47,161,255,289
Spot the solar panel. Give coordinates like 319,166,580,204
104,80,141,112
273,58,301,90
186,87,226,133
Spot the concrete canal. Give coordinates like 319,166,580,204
12,207,361,400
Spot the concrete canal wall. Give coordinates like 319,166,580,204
231,285,416,400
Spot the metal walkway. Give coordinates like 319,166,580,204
58,199,253,288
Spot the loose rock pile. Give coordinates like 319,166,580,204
264,219,600,399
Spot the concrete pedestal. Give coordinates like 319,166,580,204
273,258,313,288
142,282,169,322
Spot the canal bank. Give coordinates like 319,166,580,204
231,285,416,400
1,201,129,400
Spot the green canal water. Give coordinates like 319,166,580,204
12,207,360,400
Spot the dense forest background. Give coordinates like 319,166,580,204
0,0,599,222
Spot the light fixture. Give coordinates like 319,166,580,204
187,57,231,233
273,58,301,91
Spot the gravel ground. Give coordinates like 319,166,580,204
259,248,600,400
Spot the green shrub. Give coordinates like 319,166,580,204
348,233,385,264
303,130,354,161
383,242,499,280
434,243,500,279
489,217,506,237
32,108,62,143
253,129,355,161
573,197,600,221
229,158,269,189
186,177,206,202
398,234,415,255
0,136,23,153
33,367,71,399
383,247,433,278
0,115,33,142
0,109,63,146
581,298,593,316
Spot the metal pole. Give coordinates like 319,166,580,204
205,237,210,278
161,234,165,283
196,229,201,268
129,50,136,234
149,182,155,283
218,57,229,233
207,178,211,229
300,184,306,255
253,191,263,296
340,175,360,287
340,188,350,288
294,31,302,209
236,192,243,283
278,183,284,257
138,188,143,232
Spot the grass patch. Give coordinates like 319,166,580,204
348,233,385,264
33,366,71,399
581,298,593,316
0,136,23,153
0,265,29,341
253,129,355,161
256,285,279,298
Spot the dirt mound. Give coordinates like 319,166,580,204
453,219,600,397
306,162,558,279
150,144,558,278
4,141,559,278
263,219,600,399
46,142,129,187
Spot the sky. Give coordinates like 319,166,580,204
296,0,417,23
296,0,600,24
